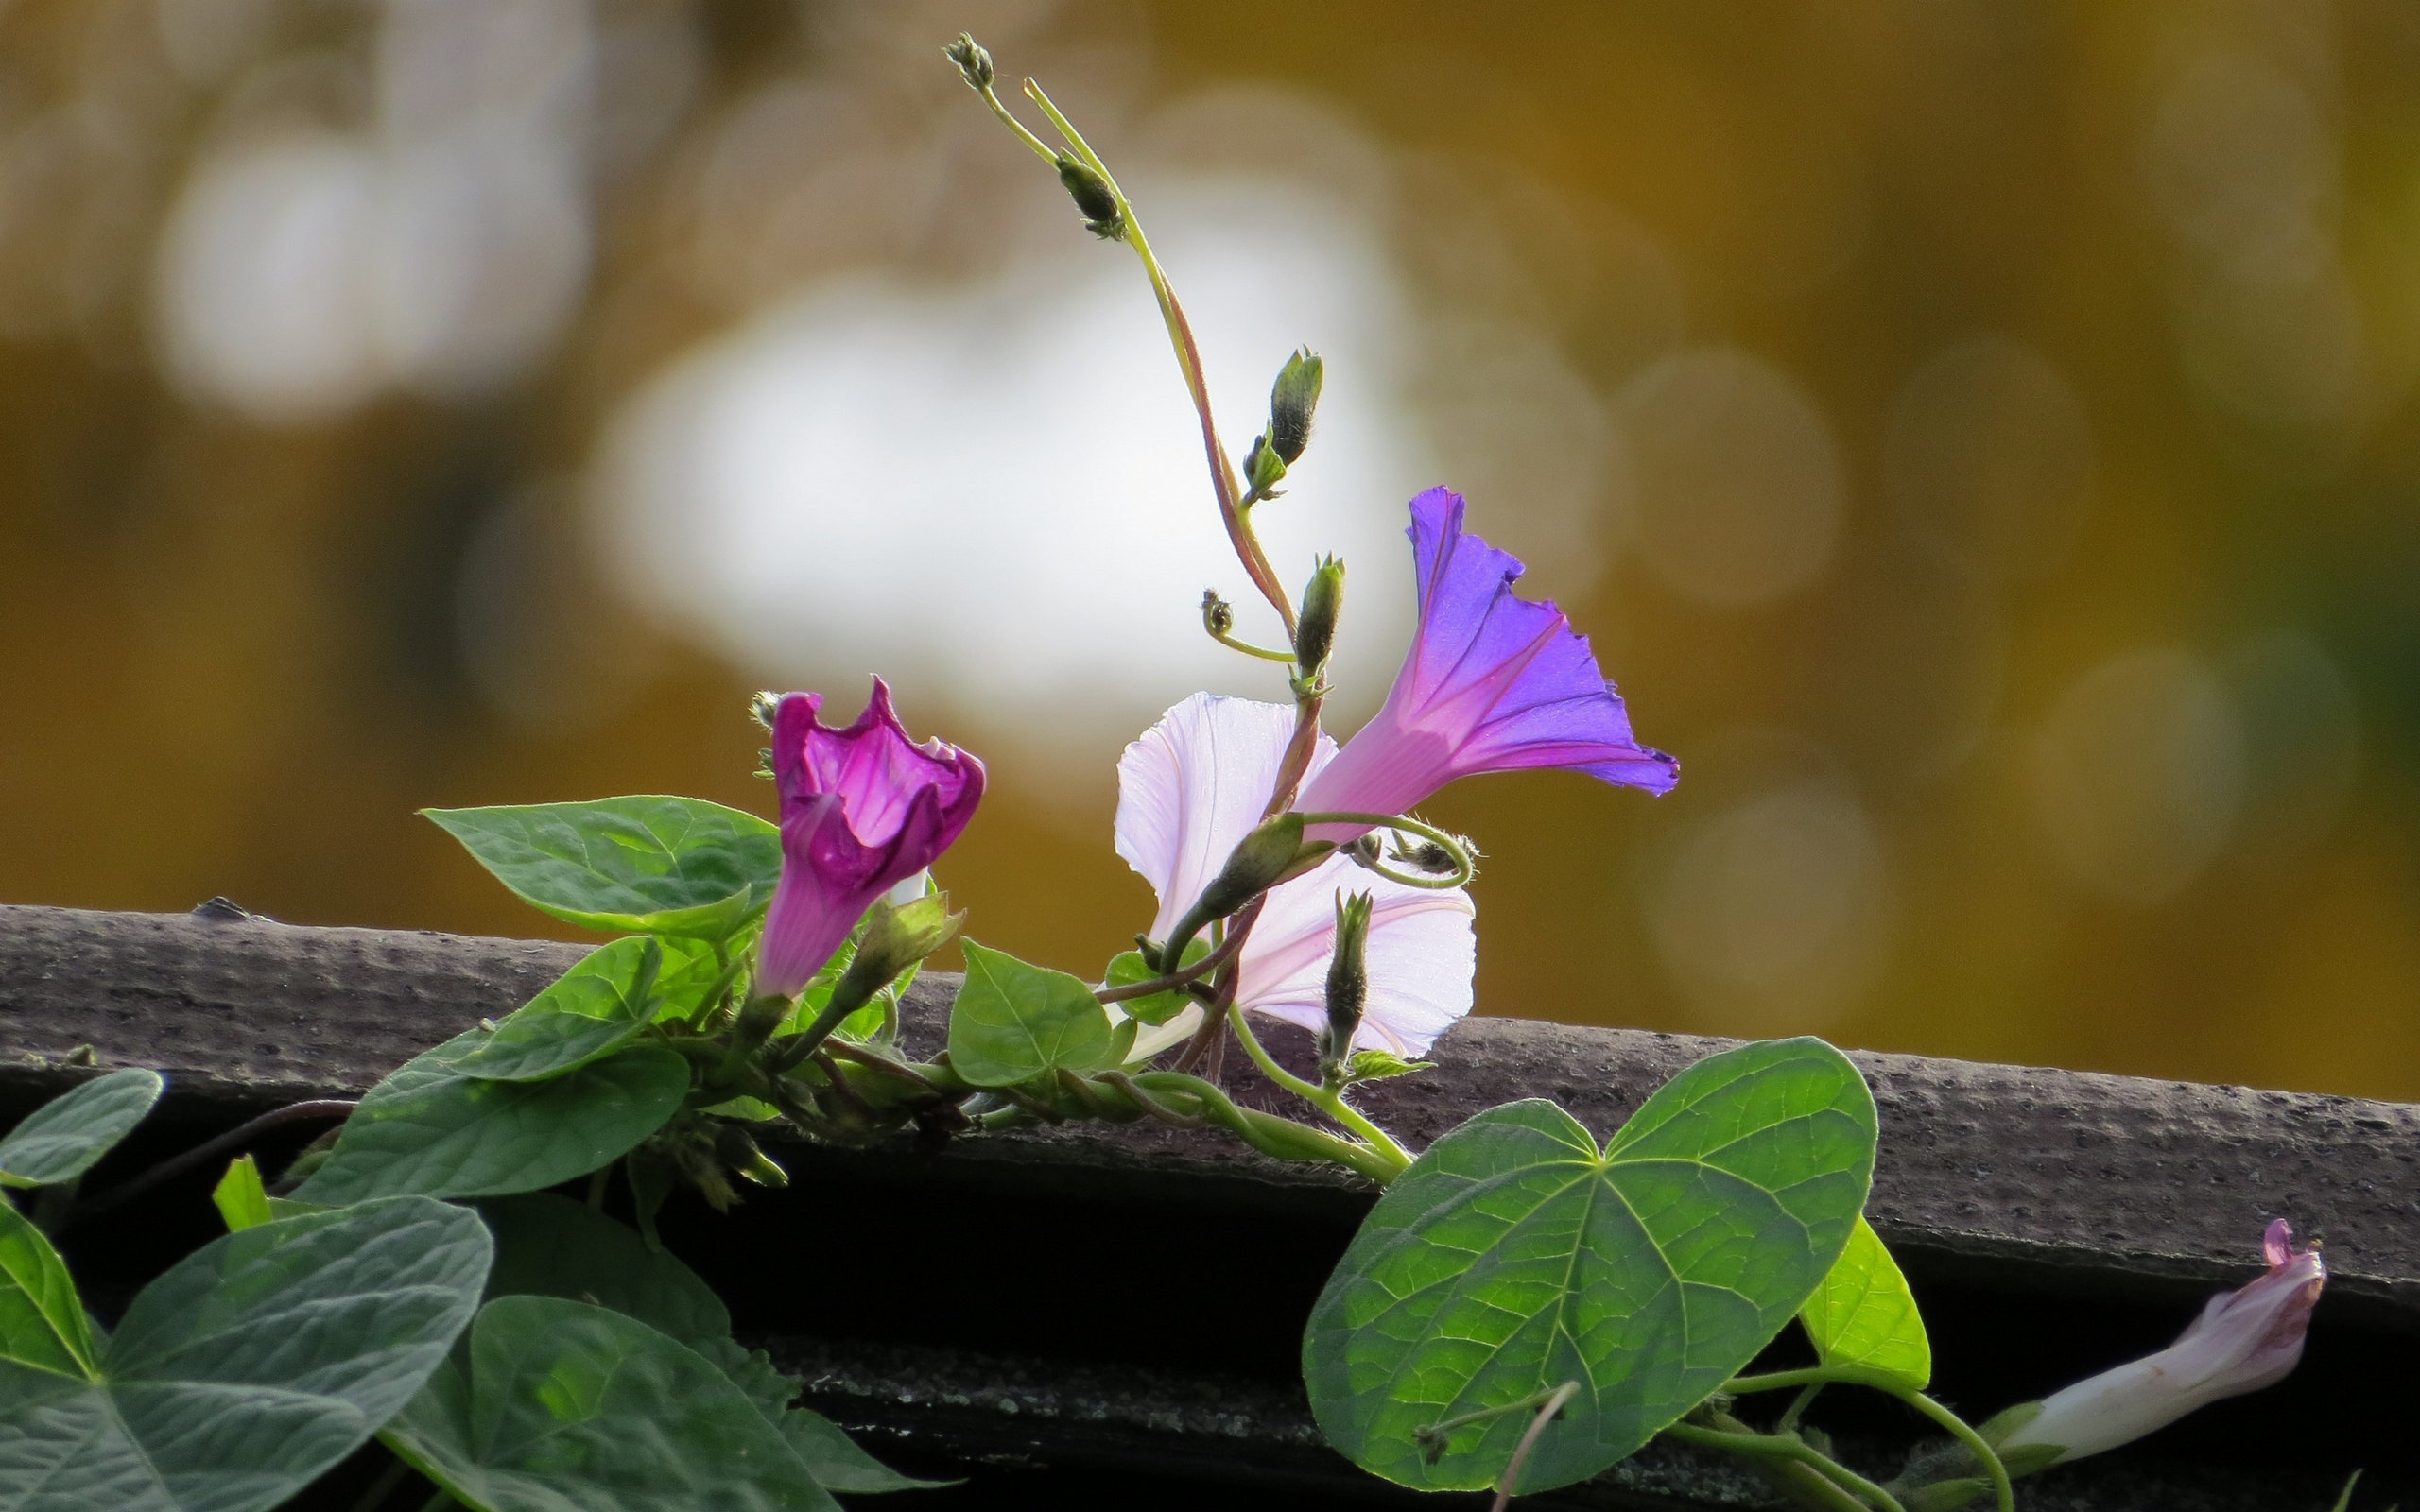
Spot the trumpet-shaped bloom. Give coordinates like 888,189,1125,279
1996,1220,2326,1467
1298,488,1675,840
1115,693,1475,1057
757,679,985,997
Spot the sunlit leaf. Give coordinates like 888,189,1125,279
1304,1038,1877,1494
424,798,780,937
946,941,1115,1087
1799,1215,1930,1390
450,937,662,1082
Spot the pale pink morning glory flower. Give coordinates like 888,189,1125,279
1996,1219,2326,1467
1297,487,1675,842
756,679,985,998
1115,693,1475,1057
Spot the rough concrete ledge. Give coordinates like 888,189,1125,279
3,902,2412,1325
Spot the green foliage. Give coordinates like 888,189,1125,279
0,1196,490,1512
0,1202,96,1379
451,937,663,1081
1340,1049,1431,1084
211,1155,274,1232
1303,1038,1876,1494
424,797,781,937
1799,1215,1930,1390
1100,941,1208,1026
947,940,1117,1085
294,1031,689,1204
384,1297,843,1512
0,1069,163,1189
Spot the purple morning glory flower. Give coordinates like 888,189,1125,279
1297,487,1676,838
756,679,985,998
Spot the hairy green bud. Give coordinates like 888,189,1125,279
1055,155,1125,240
839,892,962,1001
1320,890,1374,1079
1199,813,1306,920
942,32,994,90
1269,348,1323,464
1295,556,1345,679
1244,433,1288,497
1201,589,1235,639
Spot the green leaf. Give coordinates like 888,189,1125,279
1342,1049,1432,1084
947,941,1115,1087
383,1296,842,1512
211,1156,275,1232
1799,1215,1930,1390
1303,1037,1876,1495
1101,941,1209,1026
0,1069,163,1189
424,798,781,937
0,1196,491,1512
0,1201,97,1380
650,937,735,1025
478,1193,730,1344
451,937,663,1082
779,1409,952,1494
294,1040,691,1204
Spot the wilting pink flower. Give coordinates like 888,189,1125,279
1297,488,1675,841
1115,693,1474,1057
756,679,984,997
1996,1220,2325,1467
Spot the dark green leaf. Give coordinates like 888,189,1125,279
383,1296,841,1512
0,1070,163,1189
451,937,662,1082
0,1200,97,1380
1799,1216,1929,1390
0,1196,490,1512
424,798,781,937
477,1193,729,1344
1304,1038,1876,1494
1101,941,1208,1027
779,1409,953,1493
293,1042,690,1204
947,941,1115,1086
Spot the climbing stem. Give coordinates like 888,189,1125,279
1223,1001,1409,1176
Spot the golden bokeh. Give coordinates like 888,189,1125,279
6,0,2420,1100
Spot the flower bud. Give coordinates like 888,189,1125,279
1319,890,1373,1078
1269,347,1323,464
942,32,994,90
1294,556,1345,678
1244,433,1288,497
714,1123,789,1189
837,891,963,1005
1993,1220,2325,1469
1201,589,1236,640
750,691,781,730
1198,813,1306,919
1055,155,1125,240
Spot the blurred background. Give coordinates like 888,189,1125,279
5,0,2419,1099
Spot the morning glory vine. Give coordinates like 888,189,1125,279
0,33,2345,1512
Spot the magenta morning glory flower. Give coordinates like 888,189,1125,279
1297,488,1676,840
756,679,985,998
1115,693,1475,1057
1996,1220,2326,1467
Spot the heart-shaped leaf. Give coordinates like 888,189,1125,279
424,798,781,937
0,1070,164,1189
450,937,663,1082
0,1195,490,1512
947,940,1115,1087
384,1297,841,1512
1304,1037,1876,1494
1799,1215,1930,1390
294,1037,689,1204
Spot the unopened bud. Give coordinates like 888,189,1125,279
942,32,994,90
1199,813,1305,919
1294,556,1344,678
714,1124,789,1189
1055,155,1125,240
1269,348,1323,464
750,691,781,730
1201,589,1234,639
1319,890,1373,1077
838,892,963,1003
1244,433,1288,497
